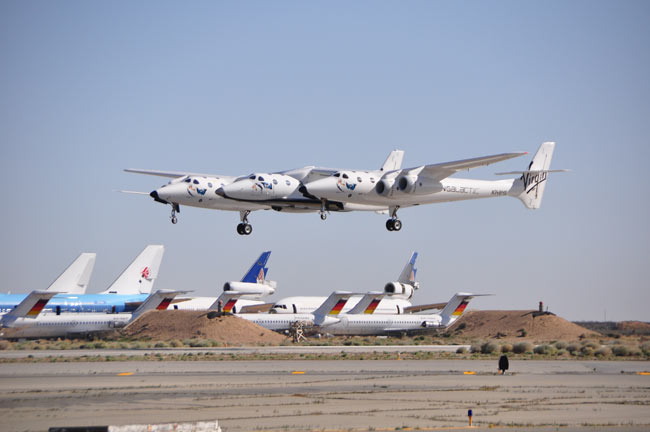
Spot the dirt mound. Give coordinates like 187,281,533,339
455,310,599,341
121,310,288,344
617,321,650,334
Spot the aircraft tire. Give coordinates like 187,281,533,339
236,223,244,235
171,216,178,224
392,219,402,231
243,224,253,235
386,219,395,231
320,213,327,220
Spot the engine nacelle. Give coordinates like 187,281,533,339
384,282,415,299
375,178,395,196
223,281,276,299
396,175,417,193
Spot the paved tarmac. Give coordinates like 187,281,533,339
1,358,649,431
0,344,469,359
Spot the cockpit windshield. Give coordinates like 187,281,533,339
333,173,340,177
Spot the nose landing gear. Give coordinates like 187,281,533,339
170,203,180,225
386,206,402,231
319,199,328,221
237,210,253,235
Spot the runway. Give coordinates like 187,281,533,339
1,359,649,431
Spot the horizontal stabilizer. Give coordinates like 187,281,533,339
495,169,569,175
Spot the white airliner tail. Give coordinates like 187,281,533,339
46,253,96,294
100,245,165,295
501,142,567,209
313,292,353,317
348,292,385,314
1,291,57,327
131,290,185,320
381,150,405,172
440,293,476,327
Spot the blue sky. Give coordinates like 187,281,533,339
1,1,648,321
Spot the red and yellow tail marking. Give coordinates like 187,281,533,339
329,299,347,315
364,299,381,314
223,299,237,313
156,298,173,310
452,301,468,316
26,299,49,317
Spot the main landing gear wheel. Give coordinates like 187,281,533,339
237,210,253,235
386,219,402,231
170,206,179,225
171,216,178,224
236,223,253,235
320,212,327,221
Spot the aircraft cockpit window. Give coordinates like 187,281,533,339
342,173,349,179
258,176,265,181
333,173,340,177
193,179,199,184
249,175,256,180
184,178,191,183
285,179,291,186
357,177,362,182
273,179,278,185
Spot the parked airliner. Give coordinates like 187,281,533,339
0,245,164,314
0,290,184,339
270,252,419,314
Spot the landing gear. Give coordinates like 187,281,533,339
237,210,253,235
386,206,402,232
237,223,252,235
170,204,180,225
319,199,328,221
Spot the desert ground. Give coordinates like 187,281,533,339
1,358,649,432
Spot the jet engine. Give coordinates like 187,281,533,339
375,178,395,196
396,175,417,193
384,282,415,299
223,281,276,299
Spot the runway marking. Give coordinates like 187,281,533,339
291,371,305,375
638,372,650,375
117,372,134,376
463,371,476,375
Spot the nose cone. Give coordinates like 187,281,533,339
150,189,168,204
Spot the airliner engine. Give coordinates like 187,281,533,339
384,282,415,299
223,281,276,299
375,178,395,196
395,176,442,195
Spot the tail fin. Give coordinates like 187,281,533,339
313,292,353,317
348,292,385,314
209,291,246,313
440,293,476,327
240,251,271,283
46,253,96,295
397,251,419,288
100,245,165,295
380,150,405,172
130,290,185,320
502,142,567,209
1,291,57,326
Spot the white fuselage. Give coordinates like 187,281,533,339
305,171,521,208
171,297,265,312
271,296,411,314
1,312,132,339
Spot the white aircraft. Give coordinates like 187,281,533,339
98,245,165,295
170,251,276,312
45,253,96,295
123,151,405,234
0,290,185,339
303,142,566,231
270,251,419,314
239,291,480,336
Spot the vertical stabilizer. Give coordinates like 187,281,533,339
511,142,556,209
100,245,165,295
240,251,272,283
397,251,418,287
348,292,385,314
313,292,353,317
380,150,405,172
210,291,246,312
440,293,475,327
1,291,57,326
46,253,96,294
130,290,185,320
